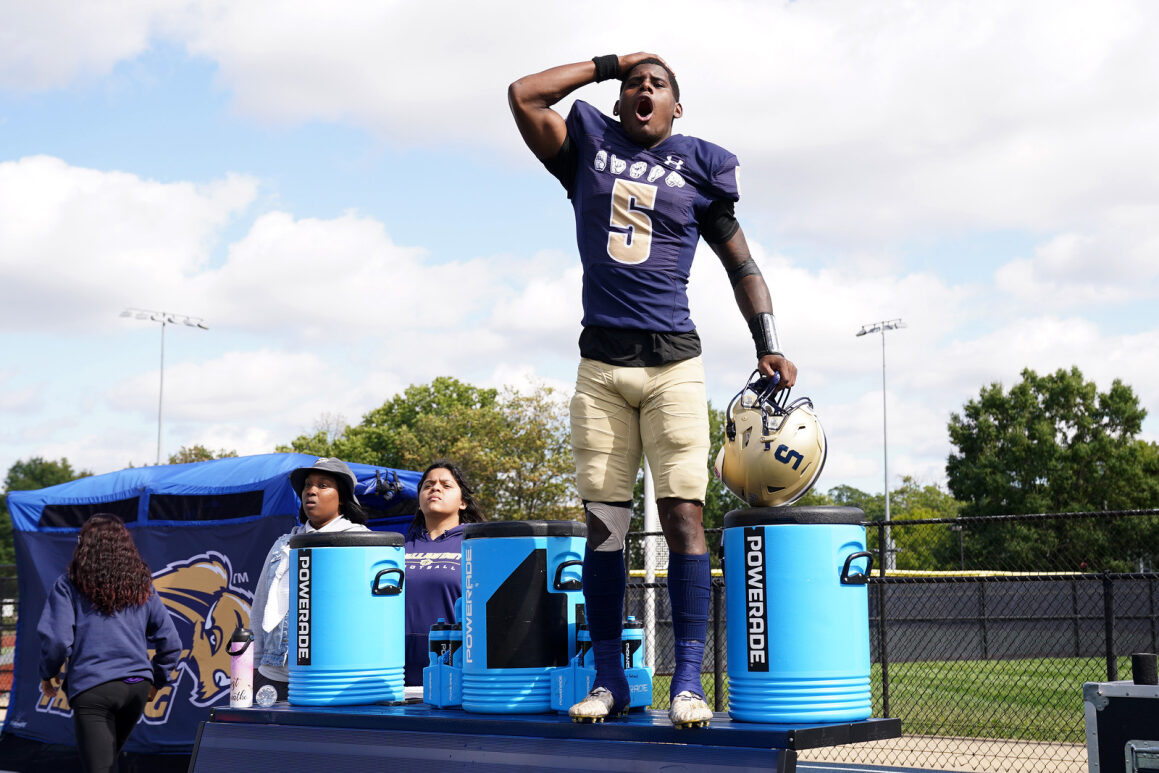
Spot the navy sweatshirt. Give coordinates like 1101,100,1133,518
38,574,183,699
403,524,464,686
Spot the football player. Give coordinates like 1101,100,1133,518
508,53,797,728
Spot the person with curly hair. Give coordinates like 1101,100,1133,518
402,460,485,687
37,514,182,773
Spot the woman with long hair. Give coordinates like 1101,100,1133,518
250,457,369,702
37,514,182,773
403,460,484,687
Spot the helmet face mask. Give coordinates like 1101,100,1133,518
714,371,828,507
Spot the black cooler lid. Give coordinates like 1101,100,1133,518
723,506,865,528
288,530,405,549
462,520,586,539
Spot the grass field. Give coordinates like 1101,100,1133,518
655,656,1121,742
872,655,1124,742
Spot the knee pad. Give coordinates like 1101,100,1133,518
585,502,632,551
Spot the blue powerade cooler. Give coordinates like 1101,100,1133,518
287,530,406,706
460,520,586,713
723,506,873,723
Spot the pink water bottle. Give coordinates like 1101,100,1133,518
228,626,254,708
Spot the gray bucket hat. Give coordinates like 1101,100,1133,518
289,457,360,504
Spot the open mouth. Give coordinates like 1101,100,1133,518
635,96,654,122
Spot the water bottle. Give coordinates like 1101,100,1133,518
424,619,463,707
228,626,254,708
448,622,464,667
577,623,592,669
622,616,645,668
429,619,454,665
255,684,279,707
622,616,653,710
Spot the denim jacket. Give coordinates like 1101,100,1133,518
251,518,368,681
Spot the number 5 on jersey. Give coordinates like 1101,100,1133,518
607,179,657,264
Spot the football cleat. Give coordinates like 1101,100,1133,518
569,687,627,723
668,691,713,728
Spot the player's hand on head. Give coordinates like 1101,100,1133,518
618,52,669,77
758,354,797,390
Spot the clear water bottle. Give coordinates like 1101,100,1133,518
255,684,278,707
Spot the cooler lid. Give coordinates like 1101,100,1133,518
723,506,865,528
462,520,587,539
288,530,405,549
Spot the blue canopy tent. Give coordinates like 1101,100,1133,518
2,453,420,755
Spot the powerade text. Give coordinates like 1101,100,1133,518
296,549,311,665
744,528,769,671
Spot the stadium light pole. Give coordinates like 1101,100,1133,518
120,308,209,465
856,318,906,571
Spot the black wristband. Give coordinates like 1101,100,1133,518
748,313,783,358
592,54,620,83
726,258,762,288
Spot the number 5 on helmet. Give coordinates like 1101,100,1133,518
714,370,828,507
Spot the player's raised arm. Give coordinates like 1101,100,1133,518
507,53,666,161
708,225,798,388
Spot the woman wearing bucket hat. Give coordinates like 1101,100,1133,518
250,457,369,702
402,460,484,687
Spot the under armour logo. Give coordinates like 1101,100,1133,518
664,155,684,170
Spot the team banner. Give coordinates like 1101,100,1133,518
4,517,292,752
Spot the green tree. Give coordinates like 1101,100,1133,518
167,444,239,464
801,480,964,571
283,377,580,522
821,484,888,561
702,401,733,532
489,386,577,521
338,377,503,473
276,413,350,458
946,367,1159,570
887,476,963,570
827,484,883,520
1,457,92,562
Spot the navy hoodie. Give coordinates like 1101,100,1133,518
38,575,182,699
403,524,464,686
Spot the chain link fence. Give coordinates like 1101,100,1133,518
627,509,1159,772
4,512,1157,770
0,565,16,718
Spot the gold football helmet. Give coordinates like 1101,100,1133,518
714,370,827,506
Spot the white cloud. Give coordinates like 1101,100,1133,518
487,253,583,337
9,1,1159,247
995,212,1159,309
5,1,1159,494
100,347,416,458
0,156,257,330
0,0,187,90
0,371,43,412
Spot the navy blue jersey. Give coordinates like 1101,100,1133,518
559,100,740,334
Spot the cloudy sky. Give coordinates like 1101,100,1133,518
2,0,1156,498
